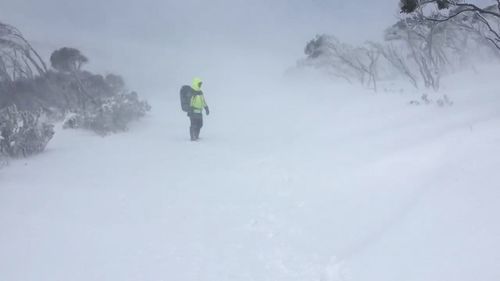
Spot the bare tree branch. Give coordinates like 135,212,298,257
402,1,500,51
453,2,500,18
423,8,476,22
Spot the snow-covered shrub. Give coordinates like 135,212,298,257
63,92,151,135
0,105,54,158
409,94,453,107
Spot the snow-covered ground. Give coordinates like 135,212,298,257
1,65,500,281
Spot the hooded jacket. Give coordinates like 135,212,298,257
190,78,207,113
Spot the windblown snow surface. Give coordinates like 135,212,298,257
1,62,500,281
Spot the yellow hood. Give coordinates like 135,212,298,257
192,77,203,92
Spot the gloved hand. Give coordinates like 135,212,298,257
205,106,210,115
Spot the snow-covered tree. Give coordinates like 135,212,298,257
399,0,500,50
302,35,381,91
0,21,47,84
1,21,151,140
384,15,449,90
50,47,88,73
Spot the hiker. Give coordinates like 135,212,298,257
180,78,209,141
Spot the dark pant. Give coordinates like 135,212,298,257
189,113,203,140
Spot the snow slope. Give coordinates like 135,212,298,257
1,65,500,281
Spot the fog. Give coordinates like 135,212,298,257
2,0,399,92
2,1,500,281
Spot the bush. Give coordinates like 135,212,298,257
0,105,55,158
409,94,453,107
63,91,151,135
0,21,152,165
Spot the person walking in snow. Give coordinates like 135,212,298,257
186,78,209,141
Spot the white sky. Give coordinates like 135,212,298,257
0,0,429,91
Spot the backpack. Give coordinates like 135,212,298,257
180,85,193,112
